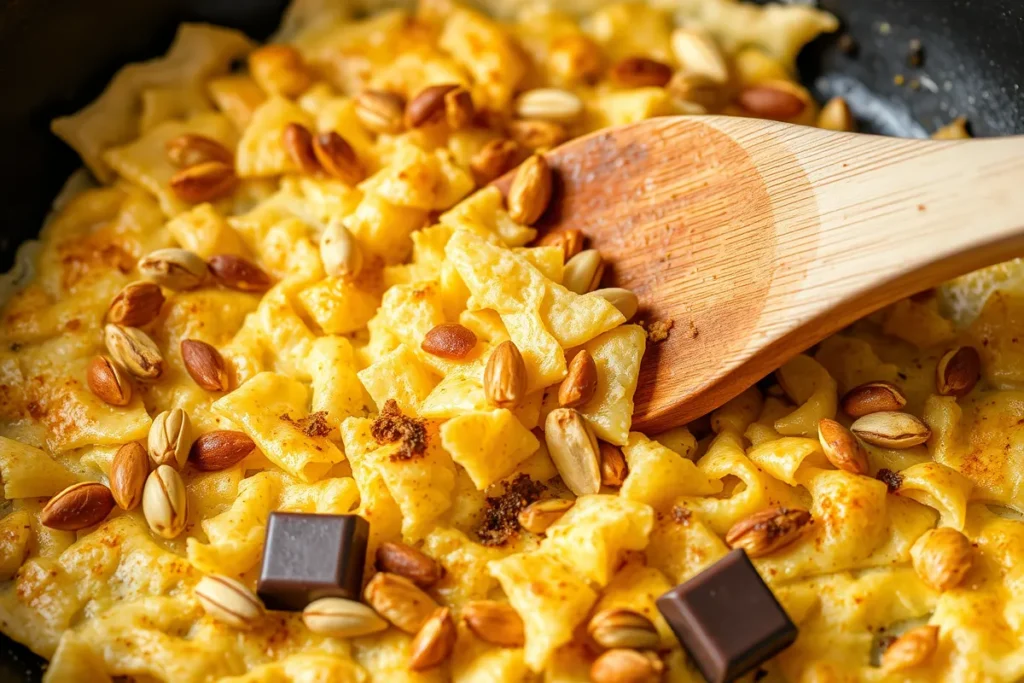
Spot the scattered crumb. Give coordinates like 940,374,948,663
371,399,427,461
894,74,905,86
280,411,332,438
878,21,891,35
476,474,545,546
647,319,675,343
909,79,921,91
908,38,924,67
672,505,692,524
876,468,903,493
837,34,859,57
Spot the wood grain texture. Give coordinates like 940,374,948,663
497,116,1024,432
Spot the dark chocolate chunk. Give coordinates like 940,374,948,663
257,512,369,611
656,549,796,683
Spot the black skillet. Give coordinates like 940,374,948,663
0,0,1022,678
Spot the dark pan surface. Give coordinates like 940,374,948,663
0,0,1023,679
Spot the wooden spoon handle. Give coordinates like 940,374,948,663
708,117,1024,352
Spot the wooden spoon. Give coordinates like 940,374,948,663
496,116,1024,433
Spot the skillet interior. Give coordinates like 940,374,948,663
0,0,1022,678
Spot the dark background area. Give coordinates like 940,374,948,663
0,0,1022,678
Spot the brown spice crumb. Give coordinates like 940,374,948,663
280,411,332,437
647,319,675,343
876,468,903,493
476,474,545,546
371,399,427,461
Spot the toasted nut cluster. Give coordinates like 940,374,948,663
911,527,973,591
841,381,907,417
107,281,165,326
363,572,439,634
40,482,115,531
207,254,273,292
587,608,660,650
507,154,552,225
462,600,525,647
110,442,149,510
375,542,444,587
148,408,193,469
536,229,585,261
142,465,188,539
518,498,574,534
104,324,164,380
189,431,256,471
303,597,389,637
590,649,664,683
599,442,629,487
817,418,869,474
484,341,527,409
881,625,939,672
354,90,406,134
725,507,812,558
181,339,230,392
559,349,598,408
87,356,134,406
936,346,981,397
850,411,931,449
421,323,478,360
409,607,456,671
545,407,602,496
195,575,266,630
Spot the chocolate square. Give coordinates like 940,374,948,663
656,549,796,683
257,512,369,611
